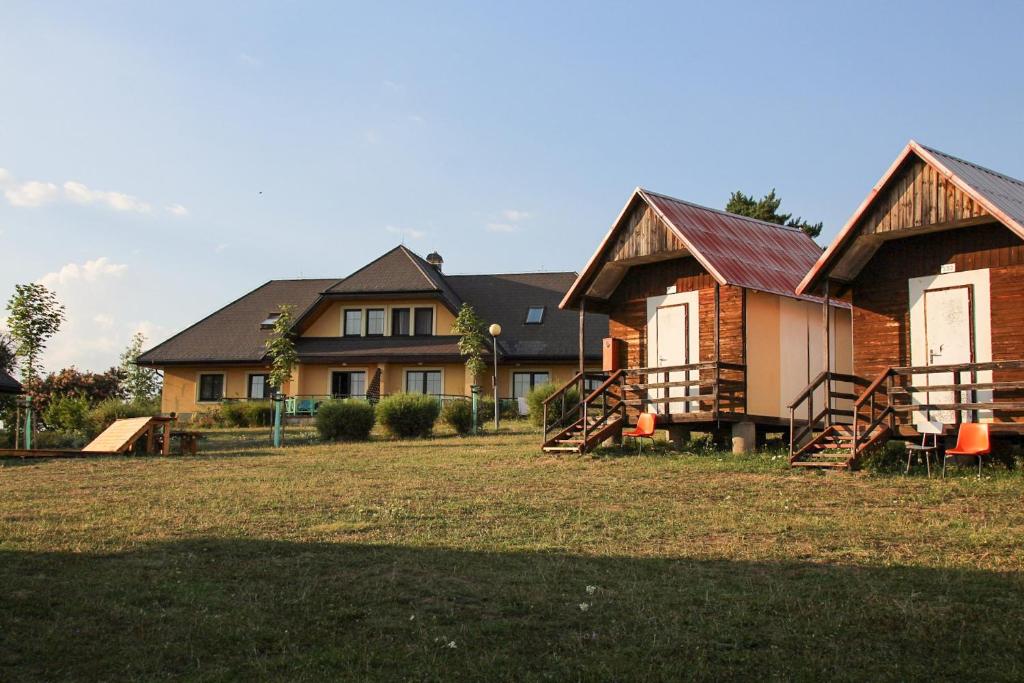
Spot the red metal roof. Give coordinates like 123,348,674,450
562,187,828,308
642,189,825,299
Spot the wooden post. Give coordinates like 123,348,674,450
714,283,721,420
578,298,586,376
145,425,155,454
823,279,832,428
741,288,748,415
162,418,173,455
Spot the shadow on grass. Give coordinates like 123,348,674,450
1,540,1021,681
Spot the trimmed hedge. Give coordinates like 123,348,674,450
441,400,474,435
222,401,274,428
376,393,440,438
316,400,376,441
526,383,580,428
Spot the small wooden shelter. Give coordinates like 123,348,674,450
547,188,852,453
792,140,1024,468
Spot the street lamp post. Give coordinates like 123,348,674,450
489,323,502,430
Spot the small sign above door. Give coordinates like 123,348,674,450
940,263,956,274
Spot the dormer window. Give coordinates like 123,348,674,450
260,313,281,329
525,306,545,324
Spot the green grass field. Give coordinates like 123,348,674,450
2,426,1023,681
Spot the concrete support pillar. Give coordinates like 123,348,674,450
668,426,690,449
731,421,756,454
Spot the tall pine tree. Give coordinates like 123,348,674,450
725,189,823,239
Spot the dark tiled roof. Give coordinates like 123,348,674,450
325,246,462,312
296,336,464,363
140,248,609,366
0,369,22,394
137,279,338,365
447,273,606,359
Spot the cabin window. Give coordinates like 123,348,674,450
247,374,271,399
331,371,366,399
260,313,280,330
525,306,545,324
512,371,550,398
198,374,225,402
392,308,411,336
366,309,385,336
583,377,603,394
344,309,362,336
406,370,442,396
414,307,434,336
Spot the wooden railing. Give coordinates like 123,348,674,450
789,359,1024,458
541,371,610,443
788,371,869,456
621,361,746,419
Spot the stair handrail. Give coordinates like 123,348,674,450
788,371,871,458
580,370,625,445
852,367,896,456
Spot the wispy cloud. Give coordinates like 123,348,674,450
64,181,151,213
385,224,426,240
39,256,128,288
486,222,519,233
92,313,115,329
214,243,229,254
502,209,532,222
0,166,184,216
382,80,406,93
237,52,262,67
5,180,59,207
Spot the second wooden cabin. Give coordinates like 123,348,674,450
547,188,852,453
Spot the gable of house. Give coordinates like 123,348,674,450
799,141,1024,294
0,369,22,394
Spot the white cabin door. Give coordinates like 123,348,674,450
653,302,691,414
921,286,974,423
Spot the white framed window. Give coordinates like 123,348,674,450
344,309,362,336
247,373,271,399
512,371,550,399
331,370,367,398
406,370,442,396
366,309,385,336
198,373,225,402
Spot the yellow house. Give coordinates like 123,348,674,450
138,246,607,419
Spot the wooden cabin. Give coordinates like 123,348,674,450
792,140,1024,468
547,188,853,454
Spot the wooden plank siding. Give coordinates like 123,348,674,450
606,257,745,421
862,157,989,236
851,223,1024,420
607,202,686,263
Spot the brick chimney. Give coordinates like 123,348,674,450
426,251,443,272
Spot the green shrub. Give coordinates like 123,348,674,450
316,400,376,441
526,383,580,428
376,393,440,438
477,397,520,424
34,429,87,450
190,408,226,429
221,401,251,427
442,400,474,435
245,401,274,427
861,439,907,472
43,395,91,434
86,398,160,438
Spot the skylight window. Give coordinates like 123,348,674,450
260,313,281,329
525,306,545,324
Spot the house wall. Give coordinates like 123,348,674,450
850,223,1024,420
161,365,272,415
301,299,458,337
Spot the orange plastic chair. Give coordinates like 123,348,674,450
623,413,657,453
943,423,990,478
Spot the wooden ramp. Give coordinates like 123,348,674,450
83,416,173,454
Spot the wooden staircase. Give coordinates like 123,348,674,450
790,423,890,469
788,369,894,470
541,370,626,454
542,413,626,453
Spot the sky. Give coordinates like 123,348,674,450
2,0,1023,374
